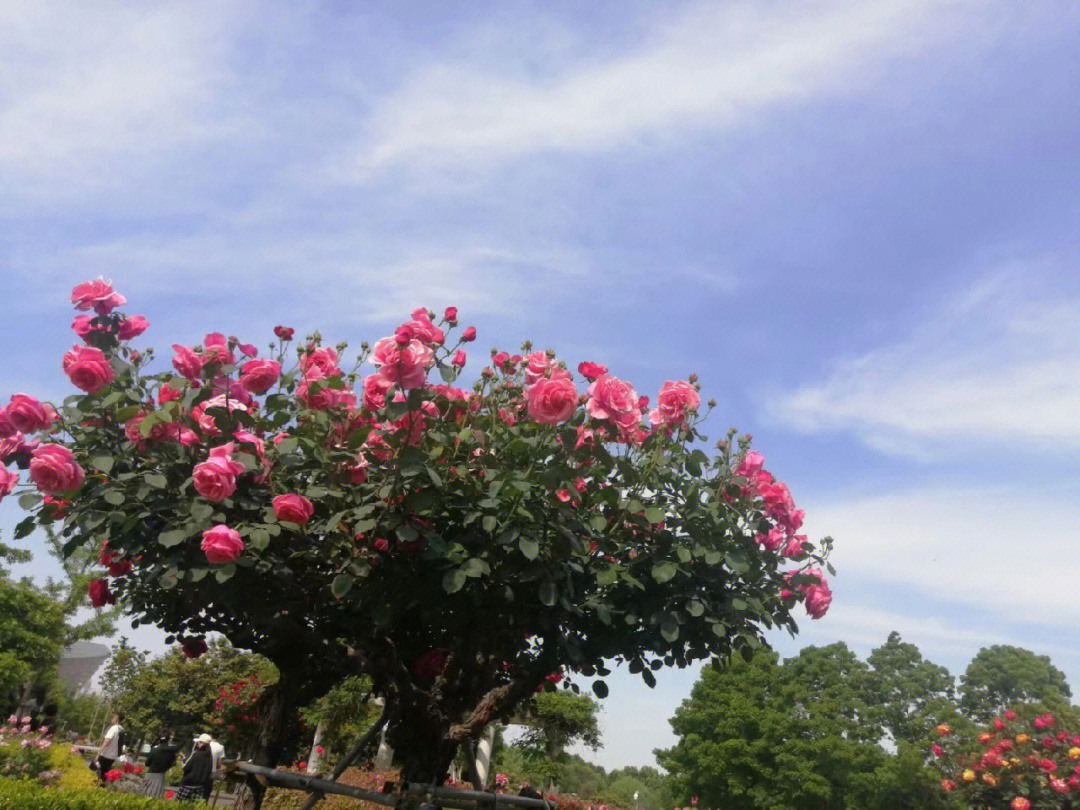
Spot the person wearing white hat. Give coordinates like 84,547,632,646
208,734,225,780
177,735,213,802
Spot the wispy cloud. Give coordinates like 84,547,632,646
343,0,1006,179
770,270,1080,456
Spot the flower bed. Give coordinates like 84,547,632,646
0,778,198,808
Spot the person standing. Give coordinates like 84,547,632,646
208,734,225,779
176,734,214,802
93,713,125,785
142,730,178,799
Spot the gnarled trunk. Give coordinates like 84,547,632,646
246,668,301,809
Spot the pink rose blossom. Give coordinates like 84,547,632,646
62,345,115,393
452,350,467,368
192,394,249,436
371,337,433,389
0,465,17,499
396,312,445,346
803,576,832,619
461,326,477,342
202,333,235,365
782,534,807,558
736,450,765,479
649,380,701,427
347,454,369,484
240,359,281,394
71,314,106,342
117,315,150,340
754,525,786,552
7,394,55,434
29,444,85,493
70,279,126,314
172,344,205,380
362,374,392,412
192,443,247,502
274,325,294,341
158,383,182,404
586,374,640,430
444,306,458,323
577,361,607,381
201,524,245,564
273,493,314,525
297,369,356,411
525,377,578,424
302,347,340,378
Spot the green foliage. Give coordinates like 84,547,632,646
298,676,378,761
112,639,275,748
51,688,108,738
0,778,198,809
959,645,1072,722
0,571,68,708
656,641,960,810
99,638,146,705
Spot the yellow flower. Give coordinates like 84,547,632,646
983,773,998,786
1016,734,1030,744
962,769,976,782
1070,747,1080,760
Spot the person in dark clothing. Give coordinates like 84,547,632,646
176,736,213,802
142,730,178,799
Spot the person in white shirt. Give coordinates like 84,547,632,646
208,735,225,779
94,713,125,785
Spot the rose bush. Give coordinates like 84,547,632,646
1,281,832,800
936,709,1080,809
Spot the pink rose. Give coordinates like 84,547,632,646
192,394,249,436
192,443,247,502
396,313,445,346
201,524,245,564
736,450,765,479
782,534,807,558
202,333,235,365
754,526,786,552
461,326,477,342
649,380,701,427
172,344,205,381
240,359,281,394
0,465,17,498
71,315,107,342
804,577,832,620
371,337,433,389
273,493,314,525
347,454,369,484
444,306,458,323
302,347,340,378
274,325,294,341
7,394,55,433
158,383,182,404
62,345,115,394
116,315,149,340
87,578,115,608
237,341,258,357
586,374,640,429
452,350,467,368
70,278,126,314
29,444,85,493
577,361,607,381
362,374,392,412
297,369,356,411
525,377,578,424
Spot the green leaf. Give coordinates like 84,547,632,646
189,568,208,582
353,518,377,534
651,561,677,583
214,564,236,583
482,515,497,534
592,680,609,699
704,549,722,566
643,506,665,524
660,614,680,642
396,524,419,543
686,600,705,617
539,581,557,606
145,474,167,489
677,547,692,563
158,528,189,548
519,537,539,560
596,566,618,586
331,574,354,598
91,455,115,474
275,437,299,454
725,550,750,574
463,557,490,578
103,490,125,506
731,598,748,612
589,514,607,532
17,492,41,510
443,569,467,594
14,516,36,540
190,502,214,521
159,569,180,589
641,669,657,689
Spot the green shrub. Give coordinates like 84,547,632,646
0,778,198,808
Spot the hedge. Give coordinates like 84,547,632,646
0,779,198,809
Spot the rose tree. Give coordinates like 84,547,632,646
1,280,832,788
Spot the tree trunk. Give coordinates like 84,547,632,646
246,669,301,809
385,695,458,785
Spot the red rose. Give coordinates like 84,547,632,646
87,578,115,608
413,649,448,680
274,325,294,341
182,637,208,658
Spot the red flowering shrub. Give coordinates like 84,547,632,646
2,280,832,784
936,709,1080,808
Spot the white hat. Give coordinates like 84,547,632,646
195,734,213,744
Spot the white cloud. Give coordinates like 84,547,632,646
802,483,1080,627
770,271,1080,456
344,0,1005,178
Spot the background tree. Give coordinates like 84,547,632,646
514,691,601,789
0,565,68,717
99,636,147,708
865,631,958,747
3,280,833,798
959,645,1071,723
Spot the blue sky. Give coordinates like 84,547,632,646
3,0,1080,770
